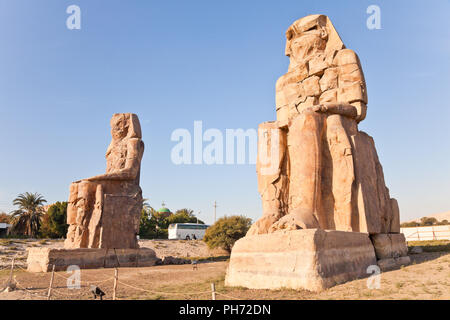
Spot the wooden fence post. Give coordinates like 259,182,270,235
5,257,15,290
8,257,15,281
47,264,55,300
211,283,216,300
113,268,118,300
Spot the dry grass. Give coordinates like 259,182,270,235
0,251,449,300
0,238,449,300
408,240,450,252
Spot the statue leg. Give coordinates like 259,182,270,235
269,110,325,232
64,180,97,249
326,114,355,231
64,182,79,248
87,184,103,248
247,122,288,235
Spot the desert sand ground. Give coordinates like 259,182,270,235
0,239,449,300
0,239,227,269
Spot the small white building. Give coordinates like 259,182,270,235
0,223,12,237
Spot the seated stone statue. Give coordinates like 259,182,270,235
65,113,144,249
248,15,400,236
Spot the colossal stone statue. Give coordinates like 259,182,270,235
248,15,399,235
65,113,144,249
226,15,409,291
27,113,157,272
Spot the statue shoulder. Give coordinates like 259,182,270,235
106,142,113,157
126,138,144,157
332,49,361,66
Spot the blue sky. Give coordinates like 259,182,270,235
0,0,449,224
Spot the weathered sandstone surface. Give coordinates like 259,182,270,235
27,248,158,272
225,229,377,291
226,14,409,291
65,113,144,249
27,114,157,272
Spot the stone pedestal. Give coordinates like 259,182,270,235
27,247,158,272
225,229,378,292
370,233,411,271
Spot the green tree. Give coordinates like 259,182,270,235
400,221,419,228
167,209,204,225
139,206,204,239
152,211,170,237
142,198,152,211
0,212,11,224
10,192,46,238
203,215,252,253
139,207,158,239
39,202,68,238
420,217,438,226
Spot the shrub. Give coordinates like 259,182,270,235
407,240,450,252
400,217,450,228
420,217,438,226
139,208,158,239
39,202,68,238
203,215,252,253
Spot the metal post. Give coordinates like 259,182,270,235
47,264,55,300
211,283,216,300
213,201,217,223
113,268,118,300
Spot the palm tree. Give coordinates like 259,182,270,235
10,192,46,238
142,198,152,212
175,208,194,216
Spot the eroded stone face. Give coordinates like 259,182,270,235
65,113,144,249
251,14,400,236
277,15,367,124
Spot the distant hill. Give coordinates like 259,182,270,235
403,211,450,223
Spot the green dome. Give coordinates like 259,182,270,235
157,207,171,213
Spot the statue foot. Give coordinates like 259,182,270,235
247,213,282,235
268,209,320,233
268,214,305,232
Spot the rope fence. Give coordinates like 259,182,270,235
117,280,212,297
0,257,242,300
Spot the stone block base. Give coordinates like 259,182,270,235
27,248,158,272
225,229,378,292
370,233,410,270
377,256,411,271
370,233,408,259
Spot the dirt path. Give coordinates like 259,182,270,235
1,251,449,300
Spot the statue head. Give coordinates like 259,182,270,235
110,113,142,141
285,15,345,66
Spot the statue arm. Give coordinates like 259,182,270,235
305,103,358,119
333,49,368,122
83,139,142,182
